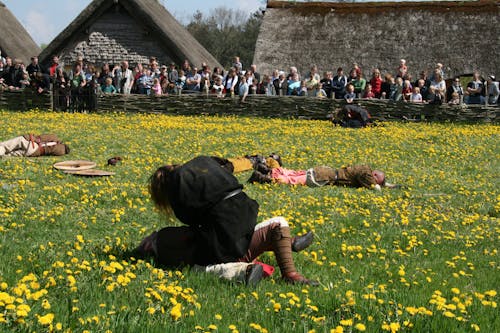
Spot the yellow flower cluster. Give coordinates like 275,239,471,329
0,110,498,332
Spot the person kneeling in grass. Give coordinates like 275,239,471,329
135,156,317,286
0,134,70,157
248,164,400,191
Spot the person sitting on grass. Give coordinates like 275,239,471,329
134,156,318,285
248,163,400,191
0,134,70,157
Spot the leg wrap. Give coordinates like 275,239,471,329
271,226,297,276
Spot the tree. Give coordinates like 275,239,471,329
186,7,263,69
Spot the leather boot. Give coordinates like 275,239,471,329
248,170,272,184
291,231,314,252
245,264,264,287
271,226,318,286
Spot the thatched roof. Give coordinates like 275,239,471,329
254,0,500,78
39,0,222,68
0,1,41,63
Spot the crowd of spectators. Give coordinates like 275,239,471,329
1,53,498,107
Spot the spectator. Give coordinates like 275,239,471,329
416,79,430,101
448,92,461,105
100,77,117,94
414,71,431,89
18,71,30,89
391,77,403,101
287,72,301,95
344,84,356,103
149,58,160,77
397,59,408,78
200,65,212,92
211,76,225,97
54,67,70,110
370,69,383,98
233,56,242,74
298,80,308,96
402,80,412,101
176,70,186,92
137,68,153,95
26,56,44,80
69,56,85,80
185,67,201,92
168,63,179,85
430,63,445,81
308,65,321,82
430,71,446,100
97,63,113,87
466,72,483,104
151,77,162,96
48,55,60,78
238,73,249,102
316,82,327,98
332,67,348,99
9,59,26,88
257,74,273,96
410,86,423,103
70,62,87,111
304,72,318,96
181,59,191,74
250,64,261,86
113,60,134,94
363,83,375,99
224,68,238,96
2,57,14,86
380,74,393,99
351,62,362,78
320,71,333,98
273,71,288,96
486,75,499,104
427,86,443,105
446,77,464,103
288,66,299,81
350,70,366,96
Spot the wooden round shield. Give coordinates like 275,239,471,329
53,160,97,171
64,169,115,177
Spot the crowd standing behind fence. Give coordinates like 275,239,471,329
0,53,498,112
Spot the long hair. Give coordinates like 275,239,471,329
149,165,177,215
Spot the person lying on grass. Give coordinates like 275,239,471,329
248,164,400,191
211,153,282,174
135,156,317,286
0,134,70,157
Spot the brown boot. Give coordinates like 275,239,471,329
248,170,272,184
271,226,318,286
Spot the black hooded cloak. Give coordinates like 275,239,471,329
165,156,258,265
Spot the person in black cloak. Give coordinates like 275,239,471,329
332,104,374,128
136,156,317,285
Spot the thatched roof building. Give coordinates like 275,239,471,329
254,0,500,78
0,1,41,63
39,0,222,69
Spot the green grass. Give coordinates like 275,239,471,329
0,110,498,333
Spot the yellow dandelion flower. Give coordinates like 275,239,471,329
355,323,366,331
38,313,54,326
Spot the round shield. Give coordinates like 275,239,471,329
64,169,115,177
53,160,97,171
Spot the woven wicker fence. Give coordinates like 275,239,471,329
1,88,498,122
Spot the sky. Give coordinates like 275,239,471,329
3,0,264,46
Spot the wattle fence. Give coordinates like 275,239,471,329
1,88,498,122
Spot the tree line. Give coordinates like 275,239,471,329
185,7,263,69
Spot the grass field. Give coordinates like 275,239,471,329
0,110,498,333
